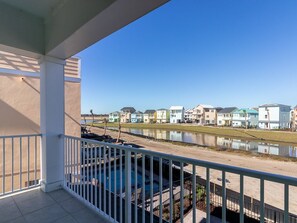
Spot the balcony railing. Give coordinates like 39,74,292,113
0,134,41,197
63,135,297,223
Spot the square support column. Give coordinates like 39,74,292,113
39,56,66,192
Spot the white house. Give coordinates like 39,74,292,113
217,107,237,126
258,104,291,129
170,106,185,123
156,109,170,123
109,111,120,123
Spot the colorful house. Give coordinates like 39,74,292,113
120,107,136,123
131,111,143,123
231,108,258,128
156,109,170,123
109,111,120,123
143,110,156,124
217,107,237,126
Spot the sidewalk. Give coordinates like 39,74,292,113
184,208,228,223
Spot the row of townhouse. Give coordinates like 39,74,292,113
109,107,170,123
210,104,293,129
109,104,297,129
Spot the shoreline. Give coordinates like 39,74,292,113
93,123,297,146
93,126,297,163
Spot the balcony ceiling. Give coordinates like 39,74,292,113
0,0,169,59
0,0,63,19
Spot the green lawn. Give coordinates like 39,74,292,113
94,123,297,145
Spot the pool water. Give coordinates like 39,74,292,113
88,165,161,195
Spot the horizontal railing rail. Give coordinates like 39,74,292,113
63,135,297,223
0,134,41,197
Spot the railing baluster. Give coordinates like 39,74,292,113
134,152,138,222
104,146,106,213
222,171,226,223
99,146,102,211
108,146,111,219
79,140,82,197
75,139,78,193
87,143,90,203
83,141,86,200
240,174,244,223
91,144,94,205
11,137,14,192
206,168,210,223
114,148,117,221
142,154,145,223
95,145,98,209
159,157,163,223
260,178,265,223
192,165,196,223
69,139,73,191
2,138,5,195
27,136,30,188
19,137,22,190
120,149,123,223
284,184,289,223
169,159,173,223
150,156,153,223
34,136,37,185
180,162,184,223
125,151,132,223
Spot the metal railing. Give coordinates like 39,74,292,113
63,135,297,223
0,134,41,196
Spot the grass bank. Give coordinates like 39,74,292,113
93,123,297,145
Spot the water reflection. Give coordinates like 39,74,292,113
115,128,297,158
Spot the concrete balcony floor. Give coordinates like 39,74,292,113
0,188,107,223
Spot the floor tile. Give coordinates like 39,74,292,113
23,204,68,223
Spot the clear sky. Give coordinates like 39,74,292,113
78,0,297,114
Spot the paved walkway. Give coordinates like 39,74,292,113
0,188,108,223
184,209,228,223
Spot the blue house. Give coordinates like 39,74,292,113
131,111,143,123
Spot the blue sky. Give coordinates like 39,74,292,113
78,0,297,114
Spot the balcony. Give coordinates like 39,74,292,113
1,134,297,223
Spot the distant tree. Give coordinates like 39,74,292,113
116,119,121,143
103,118,107,136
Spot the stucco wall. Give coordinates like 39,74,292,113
0,74,81,137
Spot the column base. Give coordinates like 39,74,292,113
40,180,63,192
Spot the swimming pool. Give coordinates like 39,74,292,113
87,165,161,195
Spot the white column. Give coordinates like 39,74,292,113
39,56,65,192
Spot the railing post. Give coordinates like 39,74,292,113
125,150,131,223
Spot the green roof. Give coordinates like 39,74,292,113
232,108,258,114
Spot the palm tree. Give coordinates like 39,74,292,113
243,109,247,129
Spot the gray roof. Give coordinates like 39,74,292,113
144,109,156,114
259,103,291,108
218,107,237,114
120,107,136,113
133,111,143,114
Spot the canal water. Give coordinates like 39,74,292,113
109,127,297,158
